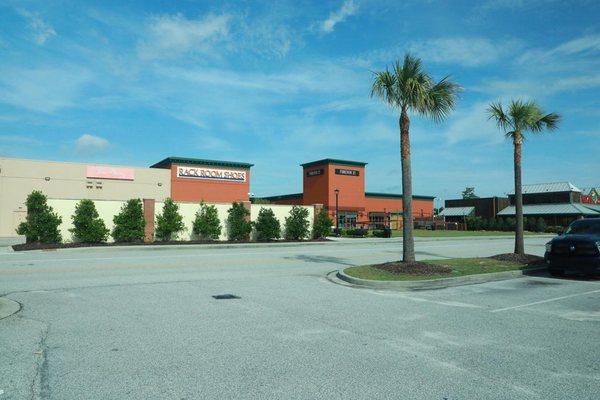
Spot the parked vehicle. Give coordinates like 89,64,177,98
544,218,600,277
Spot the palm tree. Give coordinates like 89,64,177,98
371,54,460,262
487,100,560,255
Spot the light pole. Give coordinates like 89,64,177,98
334,188,340,232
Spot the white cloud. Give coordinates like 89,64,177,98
409,37,519,67
517,34,600,71
351,37,520,68
17,9,56,45
320,0,358,34
0,66,92,113
75,134,109,154
138,13,230,59
0,135,41,145
442,102,504,146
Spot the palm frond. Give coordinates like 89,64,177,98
370,53,459,122
422,76,461,123
487,102,512,132
370,69,399,108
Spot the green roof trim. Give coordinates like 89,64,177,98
365,192,436,200
260,193,304,201
150,156,254,169
301,159,367,168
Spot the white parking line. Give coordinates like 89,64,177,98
490,289,600,313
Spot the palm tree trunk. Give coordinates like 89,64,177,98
513,132,525,255
400,108,415,262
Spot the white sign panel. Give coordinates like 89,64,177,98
176,166,246,182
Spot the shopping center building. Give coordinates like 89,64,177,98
0,156,253,237
262,159,435,228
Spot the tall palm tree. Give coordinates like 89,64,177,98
487,100,560,255
371,54,460,262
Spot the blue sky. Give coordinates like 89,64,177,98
0,0,598,206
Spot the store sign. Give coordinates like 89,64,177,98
306,169,323,177
176,166,246,182
86,166,134,181
582,188,600,205
335,168,359,176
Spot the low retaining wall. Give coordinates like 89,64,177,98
47,199,318,243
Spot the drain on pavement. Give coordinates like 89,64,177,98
212,294,240,300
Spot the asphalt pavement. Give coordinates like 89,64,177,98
1,236,599,399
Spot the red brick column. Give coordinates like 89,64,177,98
143,199,155,243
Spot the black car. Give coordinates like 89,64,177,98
544,218,600,277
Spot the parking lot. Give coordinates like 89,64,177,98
1,236,599,399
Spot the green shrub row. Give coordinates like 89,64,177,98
17,191,333,244
465,216,548,232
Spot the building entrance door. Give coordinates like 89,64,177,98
339,212,357,228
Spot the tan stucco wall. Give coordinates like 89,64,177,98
161,202,231,241
0,157,170,237
45,199,315,243
48,199,128,243
251,204,314,239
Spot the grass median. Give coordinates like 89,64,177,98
390,230,544,238
344,255,543,281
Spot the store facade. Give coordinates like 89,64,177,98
0,156,253,237
262,159,435,228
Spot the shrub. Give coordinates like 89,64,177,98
16,190,62,243
69,199,109,243
112,199,145,242
372,229,387,238
506,217,516,231
345,228,368,237
465,216,482,231
535,217,548,233
284,205,310,240
227,202,252,241
193,202,222,240
254,207,281,241
545,225,564,234
312,208,333,239
155,198,185,241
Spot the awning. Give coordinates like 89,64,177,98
497,203,600,216
439,206,475,217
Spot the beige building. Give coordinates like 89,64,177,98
0,157,170,237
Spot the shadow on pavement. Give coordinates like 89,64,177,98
284,254,357,267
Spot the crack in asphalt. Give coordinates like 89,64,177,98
25,317,51,400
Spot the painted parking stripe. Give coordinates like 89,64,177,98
490,289,600,313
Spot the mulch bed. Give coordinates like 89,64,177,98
489,253,545,266
372,253,545,276
12,238,330,252
373,261,452,276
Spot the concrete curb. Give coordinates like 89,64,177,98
0,297,21,320
336,266,547,291
11,234,555,253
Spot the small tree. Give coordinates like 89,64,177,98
535,217,547,233
193,202,222,240
313,208,333,239
227,202,252,241
284,205,310,240
461,187,479,199
112,199,145,242
70,199,109,243
155,198,185,241
16,190,62,243
254,208,280,241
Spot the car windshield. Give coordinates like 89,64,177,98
565,220,600,235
